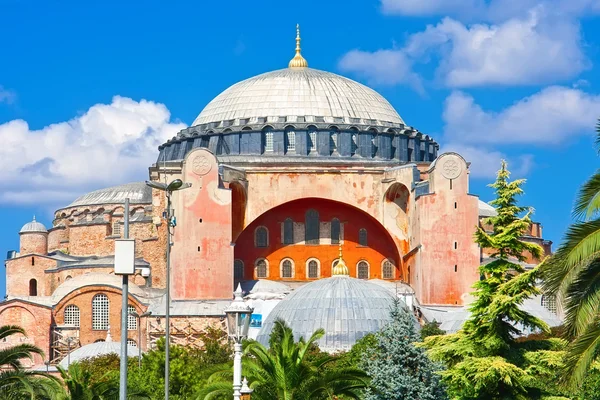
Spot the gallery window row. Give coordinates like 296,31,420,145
63,294,138,331
254,209,368,247
234,258,396,280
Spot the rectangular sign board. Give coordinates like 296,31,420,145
114,239,136,275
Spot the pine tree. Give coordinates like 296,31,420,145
361,300,447,400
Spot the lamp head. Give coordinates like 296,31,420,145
145,181,168,191
166,179,184,192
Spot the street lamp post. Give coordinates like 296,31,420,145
224,284,253,400
128,310,152,368
145,179,191,400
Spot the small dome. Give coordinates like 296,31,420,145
20,216,47,234
58,334,139,368
256,275,396,352
64,182,152,209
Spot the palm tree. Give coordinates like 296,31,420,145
541,118,600,386
0,325,62,400
198,319,369,400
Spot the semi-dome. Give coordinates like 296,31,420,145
256,275,396,352
58,332,139,368
192,68,404,129
64,182,152,209
20,216,47,234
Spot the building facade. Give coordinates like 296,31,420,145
1,28,552,367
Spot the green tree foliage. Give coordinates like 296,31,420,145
0,325,62,400
361,300,447,400
421,321,445,341
423,161,571,400
541,119,600,387
199,319,369,400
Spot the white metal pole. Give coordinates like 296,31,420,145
233,342,242,400
165,192,172,400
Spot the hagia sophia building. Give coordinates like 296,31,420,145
1,27,557,367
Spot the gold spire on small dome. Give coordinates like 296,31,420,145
332,243,349,276
288,24,308,69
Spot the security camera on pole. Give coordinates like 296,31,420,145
115,198,136,400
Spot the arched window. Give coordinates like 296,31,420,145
263,127,274,152
127,339,137,348
92,294,110,330
358,229,368,246
112,220,121,237
351,133,358,155
357,261,369,280
234,259,244,280
307,259,320,279
541,295,557,314
127,305,137,330
283,218,294,244
305,209,320,245
329,128,338,153
256,259,268,279
281,259,294,278
382,259,394,280
331,218,340,244
64,305,80,327
66,275,72,281
308,126,317,152
29,279,37,296
216,135,230,155
255,226,268,248
285,127,296,152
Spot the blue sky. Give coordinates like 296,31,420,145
1,0,599,297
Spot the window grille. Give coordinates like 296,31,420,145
127,305,137,330
127,339,137,348
283,218,294,244
331,218,340,244
308,129,317,152
308,260,319,278
541,295,557,314
256,259,267,278
255,227,268,248
64,305,80,327
358,229,368,246
357,261,369,280
92,294,110,330
281,259,293,278
382,260,394,279
305,209,320,244
234,259,244,280
286,129,296,152
265,131,274,152
113,221,121,236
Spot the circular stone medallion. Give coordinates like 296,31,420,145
442,158,462,179
192,155,212,176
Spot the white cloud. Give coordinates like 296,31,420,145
0,96,186,205
0,85,16,104
442,143,534,178
338,49,425,94
405,10,587,87
443,86,600,145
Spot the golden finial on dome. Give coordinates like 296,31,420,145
288,24,308,69
332,243,349,276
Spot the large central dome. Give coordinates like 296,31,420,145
192,68,404,129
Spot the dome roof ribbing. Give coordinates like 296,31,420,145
58,334,139,368
192,68,405,129
20,216,47,234
65,182,152,209
256,276,396,352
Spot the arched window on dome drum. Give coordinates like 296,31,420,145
357,261,369,280
382,260,394,280
256,259,268,278
127,339,137,348
329,128,338,153
200,136,210,148
331,218,340,244
263,127,274,153
127,305,137,330
29,279,37,296
234,259,244,280
281,259,293,278
371,132,378,157
64,305,80,327
351,134,358,156
255,227,268,248
305,209,320,245
358,228,368,246
285,127,296,153
216,135,230,155
283,218,294,244
308,127,317,152
92,294,109,330
307,259,319,279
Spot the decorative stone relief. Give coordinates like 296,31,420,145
192,154,212,176
441,158,462,179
